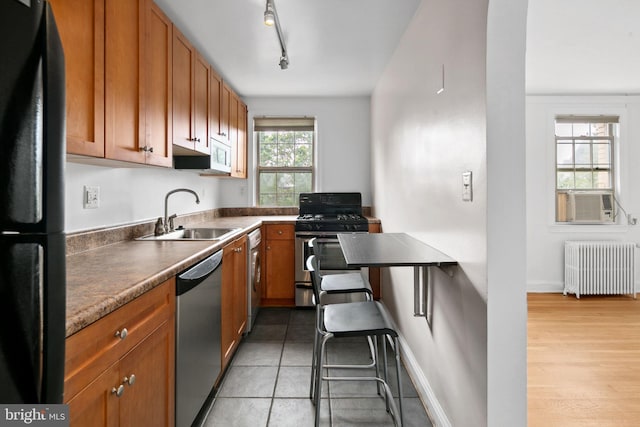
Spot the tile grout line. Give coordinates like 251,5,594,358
264,311,289,427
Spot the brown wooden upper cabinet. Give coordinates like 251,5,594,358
52,0,246,171
215,81,247,178
194,53,211,154
233,100,248,178
219,82,231,143
172,27,209,155
209,68,223,141
50,0,105,158
141,1,173,167
52,0,172,167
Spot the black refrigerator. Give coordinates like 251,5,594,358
0,0,66,404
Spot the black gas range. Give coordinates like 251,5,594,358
295,192,369,233
294,192,369,306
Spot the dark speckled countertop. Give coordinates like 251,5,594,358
65,216,296,337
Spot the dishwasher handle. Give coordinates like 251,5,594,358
176,250,223,296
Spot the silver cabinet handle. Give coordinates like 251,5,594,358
115,328,128,340
277,230,283,235
123,375,136,386
111,385,125,397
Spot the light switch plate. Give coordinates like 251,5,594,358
84,185,100,209
462,171,472,202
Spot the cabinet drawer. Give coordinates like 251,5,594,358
64,278,175,401
264,224,294,240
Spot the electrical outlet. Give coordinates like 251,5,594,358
84,185,100,209
462,171,472,202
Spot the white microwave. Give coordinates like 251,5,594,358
210,137,231,173
173,137,231,174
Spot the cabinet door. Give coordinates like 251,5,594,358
221,242,238,369
193,52,210,154
265,239,295,300
104,0,145,163
231,101,247,178
119,320,175,427
172,27,195,151
221,236,248,369
66,363,119,427
229,92,238,158
209,68,223,141
220,82,231,142
143,0,173,167
233,238,248,337
50,0,105,157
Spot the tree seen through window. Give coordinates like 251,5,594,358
256,118,314,206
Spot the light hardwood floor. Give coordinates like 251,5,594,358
528,293,640,427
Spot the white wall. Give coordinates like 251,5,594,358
218,96,372,207
526,95,640,292
65,96,372,231
371,0,527,425
65,161,225,232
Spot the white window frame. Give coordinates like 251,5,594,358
542,101,629,229
254,117,316,207
554,115,617,222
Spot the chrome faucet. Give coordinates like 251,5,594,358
163,188,200,233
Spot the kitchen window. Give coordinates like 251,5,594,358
255,117,315,206
555,115,618,222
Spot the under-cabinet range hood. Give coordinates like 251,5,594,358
174,137,231,174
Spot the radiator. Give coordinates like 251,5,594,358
564,241,636,298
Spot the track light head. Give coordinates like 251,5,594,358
264,9,275,26
264,0,275,26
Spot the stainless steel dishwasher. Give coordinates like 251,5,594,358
175,250,223,427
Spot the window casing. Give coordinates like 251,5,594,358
255,117,315,207
555,116,618,222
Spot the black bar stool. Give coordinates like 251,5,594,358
307,255,404,427
307,238,375,400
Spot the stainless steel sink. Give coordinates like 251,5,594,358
137,227,240,241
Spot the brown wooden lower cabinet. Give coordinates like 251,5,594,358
262,224,295,306
368,222,381,299
221,235,247,371
64,279,175,427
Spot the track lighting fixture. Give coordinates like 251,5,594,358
263,0,289,70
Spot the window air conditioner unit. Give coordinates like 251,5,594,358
566,191,614,223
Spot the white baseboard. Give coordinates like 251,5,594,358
397,333,451,427
526,281,564,293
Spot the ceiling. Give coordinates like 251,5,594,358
154,0,422,97
154,0,640,98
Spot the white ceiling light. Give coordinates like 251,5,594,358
263,0,289,70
